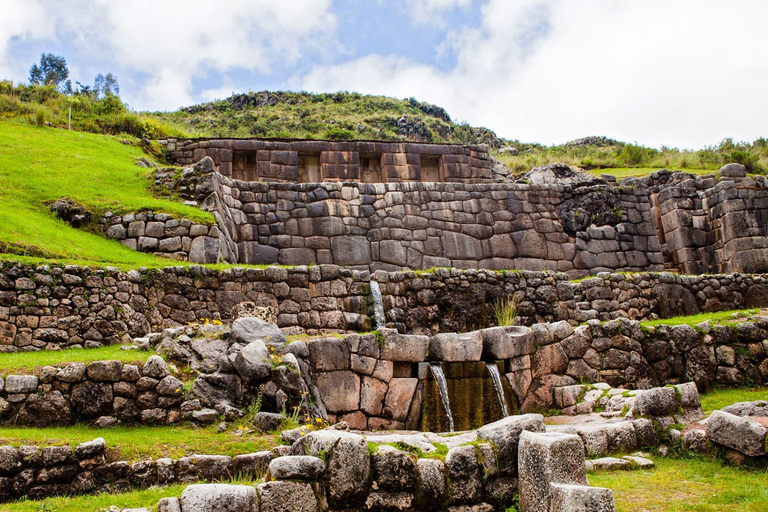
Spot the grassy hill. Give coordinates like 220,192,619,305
0,121,210,267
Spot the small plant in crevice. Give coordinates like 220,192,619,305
492,295,519,327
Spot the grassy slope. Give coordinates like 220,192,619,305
0,121,212,266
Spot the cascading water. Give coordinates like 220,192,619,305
429,364,455,432
485,361,510,417
369,280,386,330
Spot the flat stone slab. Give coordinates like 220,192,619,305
585,457,632,472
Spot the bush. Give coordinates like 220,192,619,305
726,150,762,174
324,127,355,140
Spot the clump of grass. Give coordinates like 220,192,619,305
34,106,46,127
492,295,519,326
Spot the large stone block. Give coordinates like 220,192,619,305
331,236,371,266
315,371,361,413
518,431,587,512
707,410,767,457
380,329,429,362
428,331,483,361
482,326,534,360
632,386,679,417
549,483,616,512
477,413,546,475
180,484,258,512
258,481,319,512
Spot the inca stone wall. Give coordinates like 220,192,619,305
99,210,220,263
186,162,665,274
1,260,768,350
151,158,768,277
159,138,495,183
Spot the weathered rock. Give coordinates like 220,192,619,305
233,340,272,383
429,331,483,362
17,391,74,427
446,445,486,505
56,362,86,382
549,483,616,512
230,317,286,345
477,413,546,475
253,412,284,433
70,381,113,418
632,386,679,417
372,445,417,491
707,410,767,457
482,325,534,360
233,451,274,479
142,356,170,379
180,483,258,511
518,431,587,512
5,375,38,394
86,360,123,382
414,458,447,511
192,372,244,408
257,480,319,512
268,455,325,481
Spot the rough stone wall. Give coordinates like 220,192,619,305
188,168,664,274
0,437,274,503
520,316,768,412
1,260,768,350
649,171,768,274
99,210,221,264
158,138,495,183
0,356,190,426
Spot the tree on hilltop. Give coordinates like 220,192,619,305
29,53,71,93
94,72,119,98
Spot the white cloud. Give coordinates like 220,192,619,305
404,0,473,23
302,0,768,148
0,0,337,110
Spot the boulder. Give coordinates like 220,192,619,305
719,162,747,178
70,381,113,418
707,410,767,457
292,430,371,508
372,445,417,491
17,391,74,426
253,412,284,433
518,431,587,512
268,455,325,481
192,372,244,408
632,386,679,417
233,451,274,479
230,317,286,345
86,360,123,381
549,483,616,512
232,341,272,383
142,356,170,379
477,413,546,475
4,375,38,393
180,484,257,512
257,481,319,512
445,445,487,504
414,458,447,511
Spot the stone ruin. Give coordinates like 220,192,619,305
7,140,768,510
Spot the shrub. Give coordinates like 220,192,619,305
492,295,519,326
324,127,355,140
726,150,762,174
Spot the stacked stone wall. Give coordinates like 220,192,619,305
190,168,665,274
99,210,220,264
0,356,190,427
1,260,768,350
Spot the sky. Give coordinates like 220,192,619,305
1,0,766,149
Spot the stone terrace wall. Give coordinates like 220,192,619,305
1,260,768,350
0,356,191,427
193,168,664,274
99,210,221,264
0,437,274,503
159,138,495,183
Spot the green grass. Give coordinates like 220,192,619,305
0,121,213,266
700,386,768,414
590,456,768,511
0,424,277,461
5,483,191,512
640,309,760,328
0,345,154,375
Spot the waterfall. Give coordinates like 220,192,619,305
429,364,455,432
485,361,510,418
369,280,386,330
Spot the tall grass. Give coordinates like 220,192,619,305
492,296,519,326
